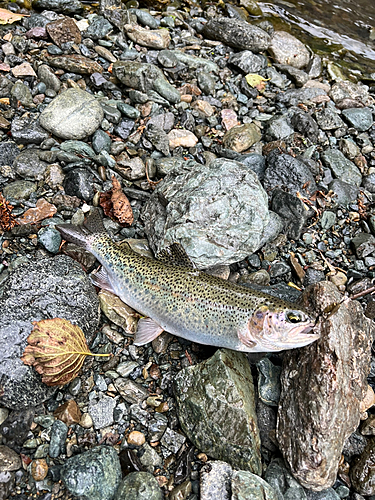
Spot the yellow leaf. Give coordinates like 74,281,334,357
21,318,110,386
0,8,29,25
245,73,269,91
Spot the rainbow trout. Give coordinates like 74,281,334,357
57,210,318,352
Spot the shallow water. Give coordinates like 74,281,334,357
259,0,375,73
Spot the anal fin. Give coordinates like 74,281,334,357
134,318,164,346
90,267,116,294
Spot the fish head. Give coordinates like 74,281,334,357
245,306,319,352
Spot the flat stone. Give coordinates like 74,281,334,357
49,419,68,458
142,158,270,268
174,349,261,474
11,115,49,145
329,80,373,106
229,50,267,73
88,395,117,429
342,107,373,132
85,15,113,40
13,149,48,181
321,148,362,187
46,53,103,74
40,88,104,140
61,446,121,500
0,256,100,410
33,0,83,13
46,16,82,47
11,62,36,78
114,378,148,404
37,64,61,92
328,179,359,206
277,282,374,490
315,107,345,130
98,289,139,333
268,31,310,69
11,81,34,109
0,445,22,471
3,180,36,201
125,24,170,49
202,17,271,52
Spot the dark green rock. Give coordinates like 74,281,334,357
92,129,112,154
232,471,278,500
117,102,140,120
38,227,62,254
61,446,121,500
321,148,362,187
342,107,373,132
114,471,163,500
49,419,68,458
265,458,306,500
257,358,281,406
174,349,261,474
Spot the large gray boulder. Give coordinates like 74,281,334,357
141,158,270,268
0,256,100,410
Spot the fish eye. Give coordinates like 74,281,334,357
286,312,302,323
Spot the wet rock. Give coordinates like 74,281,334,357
264,151,317,197
33,0,83,13
266,116,294,140
113,60,180,104
271,189,310,240
61,446,121,500
329,179,359,206
232,470,278,500
268,31,310,69
125,24,170,49
200,461,232,500
321,149,362,187
47,53,103,74
277,282,374,490
174,349,261,474
0,142,19,167
257,358,281,406
115,119,135,140
351,233,375,259
229,50,267,73
37,226,62,254
223,123,262,152
37,64,61,92
0,409,34,453
46,17,82,47
342,108,373,132
161,427,186,454
49,419,68,458
88,395,117,429
3,180,36,201
40,88,104,140
13,149,48,181
10,81,34,109
0,445,21,471
351,439,375,495
277,87,327,106
202,17,271,52
362,174,375,193
0,256,100,410
265,458,307,500
145,124,170,155
291,109,319,142
315,107,345,130
98,290,139,333
11,115,49,145
92,129,112,154
114,471,163,500
86,15,113,39
306,489,341,500
142,158,270,268
329,81,373,107
63,168,94,201
114,379,148,404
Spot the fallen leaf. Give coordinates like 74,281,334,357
0,8,29,25
0,192,18,232
21,318,110,386
245,73,269,91
111,176,134,225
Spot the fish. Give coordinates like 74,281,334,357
56,210,319,353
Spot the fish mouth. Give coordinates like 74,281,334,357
281,323,320,347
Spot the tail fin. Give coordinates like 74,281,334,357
56,209,107,250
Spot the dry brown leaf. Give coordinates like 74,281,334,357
21,318,109,386
0,8,29,25
111,175,134,226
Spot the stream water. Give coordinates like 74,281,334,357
258,0,375,75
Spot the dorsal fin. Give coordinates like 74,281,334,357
83,208,107,234
156,243,196,269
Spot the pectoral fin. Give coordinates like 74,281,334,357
90,267,116,294
134,318,164,345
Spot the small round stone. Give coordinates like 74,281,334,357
127,431,146,446
31,459,48,481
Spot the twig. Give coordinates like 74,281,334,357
350,285,375,301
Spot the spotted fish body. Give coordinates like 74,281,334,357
57,211,319,353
